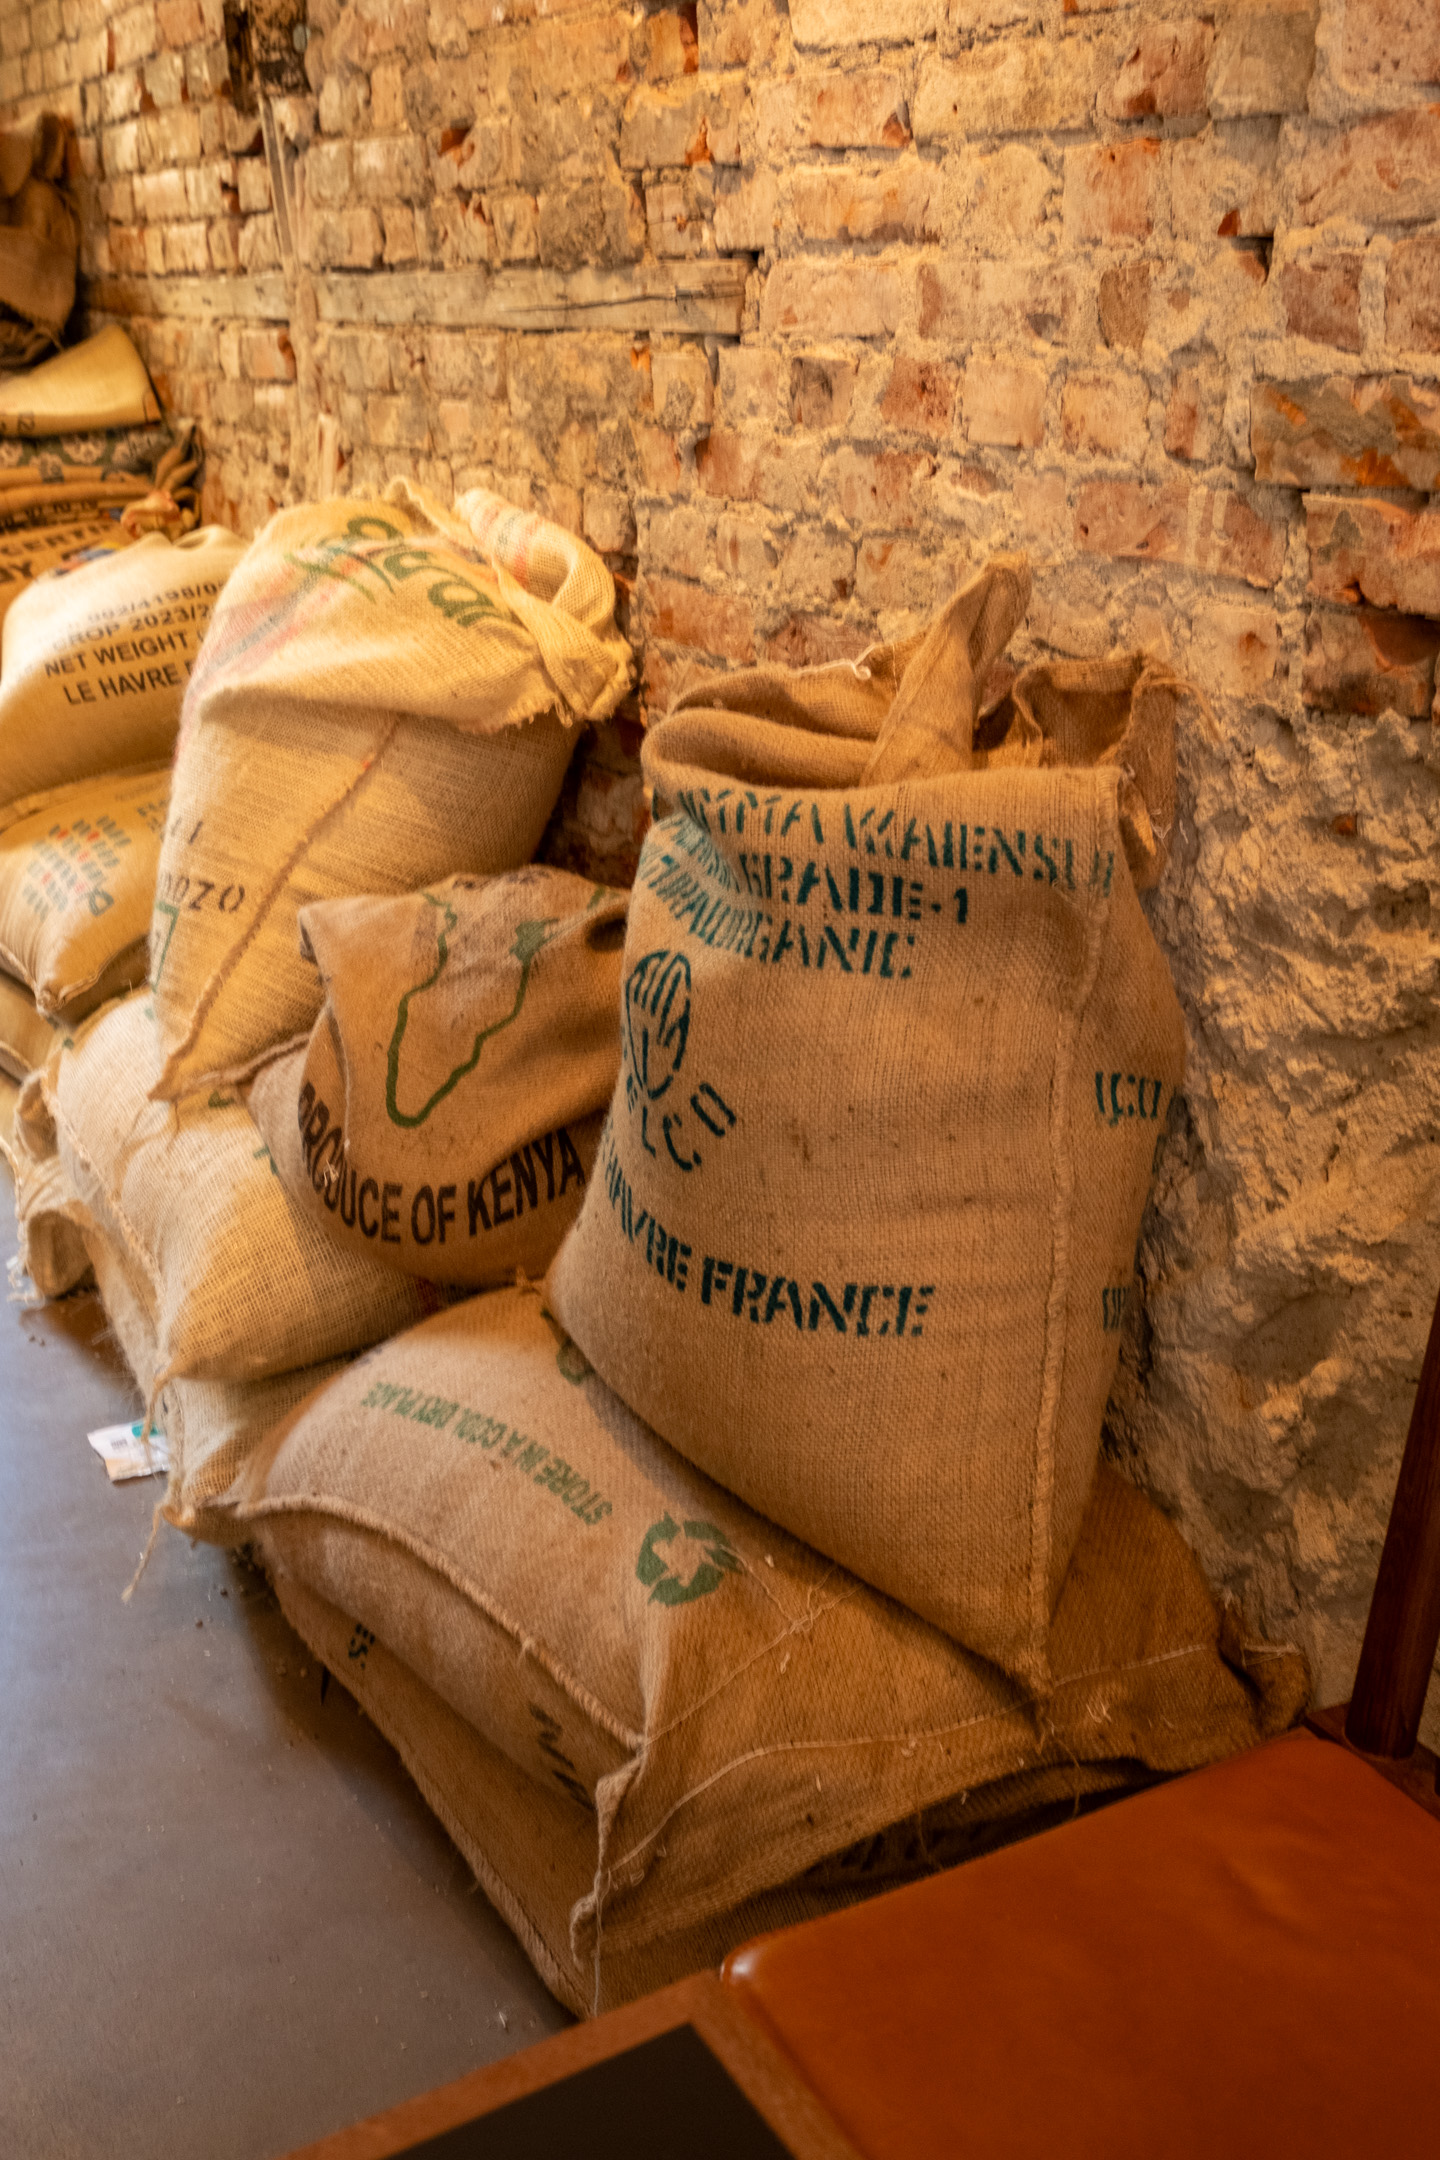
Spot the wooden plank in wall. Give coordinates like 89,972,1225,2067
313,262,748,334
87,274,291,322
88,261,748,337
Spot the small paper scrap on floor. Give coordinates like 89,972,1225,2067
87,1420,171,1483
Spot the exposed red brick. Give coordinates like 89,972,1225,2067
631,421,683,493
1302,605,1440,717
764,613,871,668
1208,3,1317,117
1076,481,1287,588
644,574,755,663
829,445,935,529
919,259,1077,346
1295,107,1440,226
963,356,1046,449
1062,370,1148,457
880,355,956,438
1063,138,1159,242
1252,376,1440,491
1386,233,1440,351
1164,366,1220,463
790,163,939,244
1307,495,1440,615
762,260,906,340
1278,255,1363,353
1098,261,1151,350
1338,0,1440,90
912,38,1102,139
755,68,910,151
789,355,856,430
1105,19,1212,117
1190,602,1280,696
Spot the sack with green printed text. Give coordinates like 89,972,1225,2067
23,991,442,1389
0,767,169,1018
147,482,634,1101
223,1286,1305,2014
0,524,246,815
247,867,626,1287
548,558,1192,1684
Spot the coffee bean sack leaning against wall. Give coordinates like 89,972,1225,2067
0,524,247,816
248,866,628,1287
222,1286,1306,2017
549,557,1193,1688
148,482,635,1103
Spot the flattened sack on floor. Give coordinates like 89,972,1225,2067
0,767,168,1017
0,524,246,814
246,868,626,1286
147,482,634,1101
225,1286,1305,2014
29,992,439,1385
548,559,1191,1684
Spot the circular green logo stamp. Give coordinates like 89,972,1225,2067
636,1514,742,1606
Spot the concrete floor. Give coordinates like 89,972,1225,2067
0,1194,566,2160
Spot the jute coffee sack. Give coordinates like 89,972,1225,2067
246,868,626,1287
13,1148,92,1297
547,557,1192,1683
147,482,633,1101
224,1287,1304,2010
0,767,168,1018
0,968,66,1077
79,1223,345,1540
0,525,245,814
28,992,441,1388
0,326,162,438
0,517,132,639
274,1581,1182,2018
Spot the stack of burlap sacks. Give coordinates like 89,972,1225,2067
13,486,1309,2017
0,377,240,1293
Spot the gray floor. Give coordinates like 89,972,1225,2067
0,1198,566,2160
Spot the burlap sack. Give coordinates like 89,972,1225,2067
547,559,1192,1683
223,1286,1305,2012
246,868,626,1287
13,1147,91,1296
147,483,634,1101
276,1577,1176,2017
25,992,441,1387
0,768,168,1018
0,525,245,813
0,120,76,349
0,421,194,531
0,968,66,1078
0,517,132,640
0,326,161,437
77,1217,344,1536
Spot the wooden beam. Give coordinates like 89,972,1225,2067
85,260,749,338
86,273,291,322
313,262,748,335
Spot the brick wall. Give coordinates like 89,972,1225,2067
6,0,1440,1729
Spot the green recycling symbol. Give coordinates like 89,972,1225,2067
636,1515,742,1607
